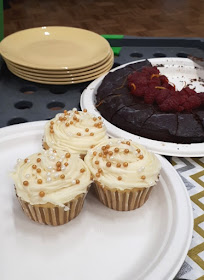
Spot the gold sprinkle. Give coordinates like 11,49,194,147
77,132,81,136
98,124,102,128
123,162,128,167
37,168,41,173
32,165,37,169
50,129,54,134
98,168,102,173
83,109,87,112
139,155,144,160
37,179,42,184
94,123,98,127
90,145,95,148
60,174,65,179
103,154,107,158
37,158,41,162
38,153,42,155
80,168,85,173
56,161,61,167
50,125,53,129
93,117,97,121
53,150,57,153
106,162,111,167
114,148,119,153
90,175,93,180
96,173,100,178
93,151,97,156
59,116,63,121
85,128,89,132
136,149,141,153
73,116,77,120
141,175,146,180
23,181,29,186
98,116,102,120
39,191,45,197
106,145,110,149
63,117,67,121
103,150,108,155
102,146,106,151
65,122,69,127
126,141,131,145
108,151,113,156
76,179,80,184
65,153,71,158
90,132,94,136
116,163,121,168
70,121,73,125
64,110,68,114
124,149,129,154
50,121,54,125
24,158,28,163
98,153,102,157
118,176,122,181
57,167,61,171
95,160,99,165
64,162,69,166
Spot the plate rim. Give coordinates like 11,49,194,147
80,57,204,157
0,120,193,280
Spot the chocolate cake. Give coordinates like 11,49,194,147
96,60,204,144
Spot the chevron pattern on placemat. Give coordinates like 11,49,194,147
172,157,204,280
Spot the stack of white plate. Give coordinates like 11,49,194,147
0,26,114,84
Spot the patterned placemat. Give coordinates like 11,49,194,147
172,157,204,280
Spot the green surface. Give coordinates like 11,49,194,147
0,0,3,41
101,34,124,39
101,34,124,56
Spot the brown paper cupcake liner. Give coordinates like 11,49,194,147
16,192,86,226
42,141,85,160
94,181,153,211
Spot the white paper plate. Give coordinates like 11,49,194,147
80,57,204,157
0,121,193,280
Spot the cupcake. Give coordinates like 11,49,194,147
85,138,161,211
11,149,92,225
43,108,108,158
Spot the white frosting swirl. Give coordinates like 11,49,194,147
85,138,161,190
43,109,108,154
11,149,92,207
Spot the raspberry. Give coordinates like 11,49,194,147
144,90,156,104
128,66,203,112
183,95,201,111
155,89,170,104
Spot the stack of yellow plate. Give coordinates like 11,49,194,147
0,26,114,84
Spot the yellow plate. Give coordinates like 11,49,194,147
7,56,114,79
8,64,112,84
0,26,111,70
4,50,114,77
3,48,113,74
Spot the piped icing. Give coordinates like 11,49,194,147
84,138,161,190
11,149,92,207
43,108,108,154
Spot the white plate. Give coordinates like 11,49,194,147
80,57,204,157
0,121,193,280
